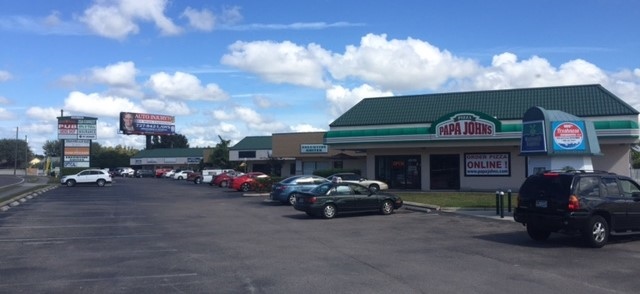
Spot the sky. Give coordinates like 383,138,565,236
1,0,639,155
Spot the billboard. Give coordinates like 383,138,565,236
120,112,175,135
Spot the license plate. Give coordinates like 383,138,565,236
535,200,547,208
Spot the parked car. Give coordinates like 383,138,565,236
163,169,180,178
134,169,155,178
192,169,235,184
119,167,135,177
229,172,270,192
326,173,389,192
155,168,172,178
270,175,330,205
293,182,403,219
210,171,244,187
60,169,113,187
514,170,640,248
172,170,194,180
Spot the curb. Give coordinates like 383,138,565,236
0,184,58,212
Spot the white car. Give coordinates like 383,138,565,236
194,169,236,184
326,173,389,192
120,167,135,177
163,169,178,178
172,170,194,180
60,169,112,187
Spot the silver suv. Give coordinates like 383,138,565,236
60,169,113,187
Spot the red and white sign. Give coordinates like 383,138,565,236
436,113,495,137
553,122,584,149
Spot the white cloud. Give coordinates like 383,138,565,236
22,121,56,135
26,107,61,121
290,124,325,132
181,7,215,31
0,96,10,104
328,34,480,91
64,91,144,117
80,0,181,40
220,6,243,25
326,84,393,117
234,106,286,133
213,109,235,120
0,70,12,82
147,71,229,101
0,108,15,120
90,61,138,87
139,98,192,115
253,96,272,108
221,40,331,88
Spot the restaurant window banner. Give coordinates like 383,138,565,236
464,153,510,176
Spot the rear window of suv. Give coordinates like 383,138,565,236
519,173,573,200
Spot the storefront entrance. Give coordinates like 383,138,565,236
375,155,421,189
430,154,460,190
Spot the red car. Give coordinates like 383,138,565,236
229,172,269,192
210,171,243,188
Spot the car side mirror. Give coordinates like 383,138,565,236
633,191,640,200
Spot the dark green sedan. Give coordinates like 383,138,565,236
293,182,403,219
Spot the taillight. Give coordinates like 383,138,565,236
309,197,317,204
568,195,580,211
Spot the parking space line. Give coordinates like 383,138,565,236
0,234,162,243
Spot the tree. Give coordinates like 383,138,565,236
148,133,189,149
0,138,33,169
42,139,62,157
632,146,640,168
209,135,233,168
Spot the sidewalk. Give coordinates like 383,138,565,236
403,201,514,221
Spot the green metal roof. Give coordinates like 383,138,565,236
329,84,639,127
132,148,209,158
230,136,272,150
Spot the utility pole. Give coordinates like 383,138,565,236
13,127,18,175
25,135,28,175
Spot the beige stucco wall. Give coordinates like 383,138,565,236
272,132,366,177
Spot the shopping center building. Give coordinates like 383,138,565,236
323,84,640,191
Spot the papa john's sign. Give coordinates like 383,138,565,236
433,111,500,138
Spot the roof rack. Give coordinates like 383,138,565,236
541,169,615,175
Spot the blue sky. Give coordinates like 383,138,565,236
1,0,639,154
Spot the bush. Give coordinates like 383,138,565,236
253,177,276,193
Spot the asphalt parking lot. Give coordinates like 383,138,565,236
1,177,640,293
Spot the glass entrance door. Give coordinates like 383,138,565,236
429,154,460,190
375,155,421,189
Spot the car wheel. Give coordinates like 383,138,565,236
66,180,76,187
380,200,394,215
583,215,609,248
526,224,551,241
220,180,228,188
97,179,106,187
288,193,297,206
241,183,251,192
322,204,336,219
178,176,184,180
195,177,202,184
369,184,380,192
